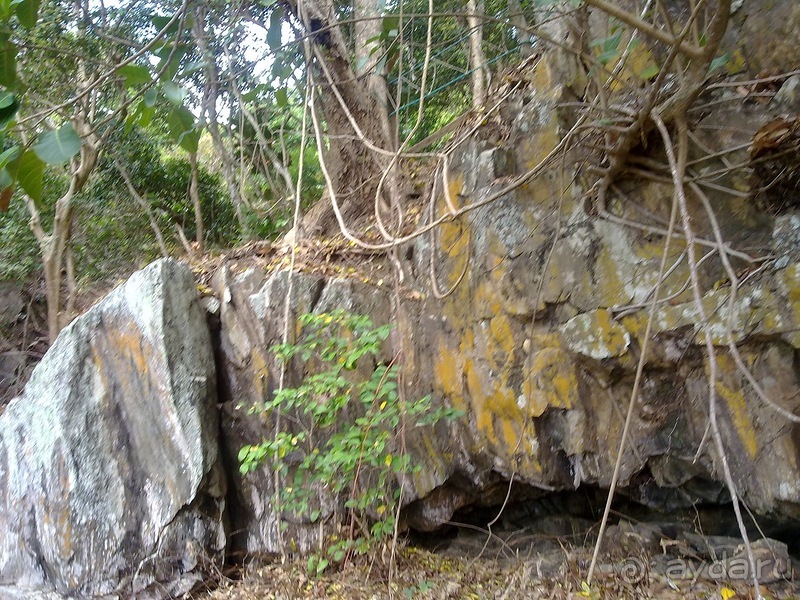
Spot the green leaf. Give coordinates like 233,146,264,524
275,87,288,108
155,40,188,81
381,15,399,39
34,123,81,164
166,106,200,153
14,0,39,28
709,53,729,72
597,49,617,66
178,60,206,78
0,91,17,130
179,129,201,153
161,81,187,105
0,145,18,170
316,558,329,574
639,63,660,80
17,150,43,203
267,7,283,51
118,64,151,87
242,84,268,103
166,105,194,135
143,87,158,107
0,90,13,109
151,14,188,36
0,37,18,88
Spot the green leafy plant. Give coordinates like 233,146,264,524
238,310,463,571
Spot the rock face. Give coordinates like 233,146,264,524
211,266,392,555
0,259,225,599
213,26,800,552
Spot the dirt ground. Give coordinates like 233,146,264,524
196,544,800,600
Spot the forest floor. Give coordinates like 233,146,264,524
197,543,800,600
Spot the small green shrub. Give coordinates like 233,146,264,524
238,310,462,571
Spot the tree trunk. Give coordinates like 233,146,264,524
26,115,99,343
189,151,205,254
354,0,395,148
115,160,171,258
289,0,401,237
223,48,296,205
508,0,534,58
193,5,252,241
467,0,488,108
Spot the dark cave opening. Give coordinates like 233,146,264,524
404,479,800,561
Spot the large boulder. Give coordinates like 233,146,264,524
0,259,225,599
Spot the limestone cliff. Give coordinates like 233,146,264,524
214,12,800,552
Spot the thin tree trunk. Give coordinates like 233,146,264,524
115,160,170,257
224,55,296,203
29,190,75,343
26,114,99,342
24,0,102,342
354,0,395,149
189,151,204,254
467,0,488,108
192,4,252,240
508,0,534,58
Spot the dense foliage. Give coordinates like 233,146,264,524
239,311,462,570
0,0,537,294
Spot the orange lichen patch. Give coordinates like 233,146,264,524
463,358,491,434
489,313,515,361
438,218,469,259
445,173,464,210
439,223,471,290
725,48,747,75
780,264,800,301
530,57,553,91
779,265,800,346
250,350,270,400
558,309,630,360
522,346,577,418
487,386,522,421
97,326,150,376
52,447,74,559
92,325,158,412
592,248,634,307
712,354,758,460
414,432,452,490
620,312,647,340
473,280,505,319
601,41,660,92
432,177,471,293
500,416,520,451
522,119,561,170
433,342,465,412
57,507,73,558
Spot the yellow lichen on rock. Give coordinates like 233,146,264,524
433,342,465,412
250,350,270,400
522,340,578,418
712,354,758,460
558,308,630,360
778,264,800,347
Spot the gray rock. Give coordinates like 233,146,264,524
0,281,23,327
772,74,800,112
0,258,225,599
